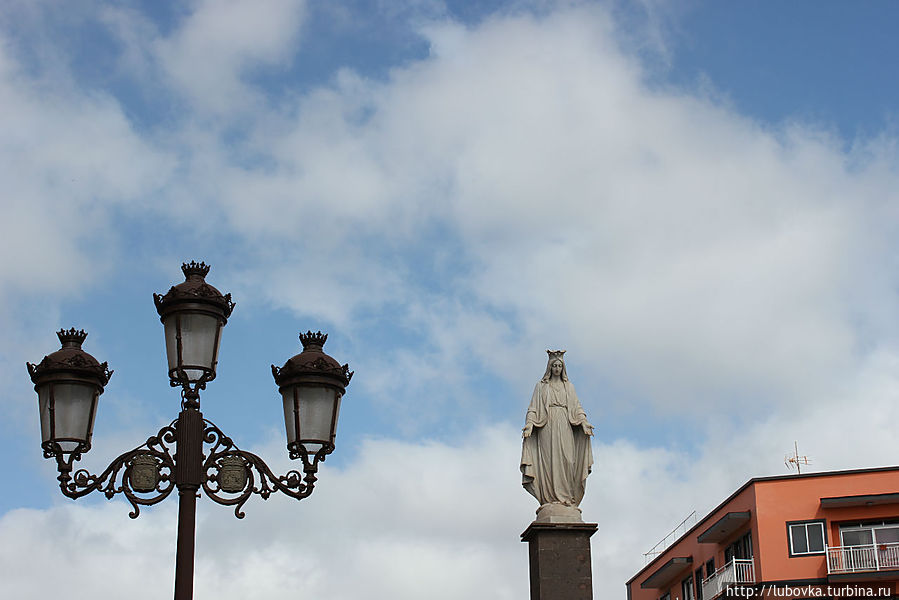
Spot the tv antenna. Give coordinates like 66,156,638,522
785,441,811,474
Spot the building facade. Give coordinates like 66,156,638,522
627,467,899,600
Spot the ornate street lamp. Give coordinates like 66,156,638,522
27,262,352,600
154,261,233,391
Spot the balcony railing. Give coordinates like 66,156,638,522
827,543,899,574
701,559,755,600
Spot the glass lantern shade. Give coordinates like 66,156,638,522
27,328,111,459
162,310,223,383
38,381,100,454
281,384,341,456
154,262,234,386
272,331,352,462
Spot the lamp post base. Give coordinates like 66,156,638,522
521,521,598,600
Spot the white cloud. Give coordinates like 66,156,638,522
0,503,178,599
154,0,306,115
0,42,173,299
181,7,899,422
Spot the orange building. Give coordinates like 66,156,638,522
627,467,899,600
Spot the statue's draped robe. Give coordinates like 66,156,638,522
520,380,593,506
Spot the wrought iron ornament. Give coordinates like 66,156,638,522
57,422,177,518
51,416,323,520
201,421,314,518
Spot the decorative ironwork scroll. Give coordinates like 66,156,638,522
49,415,324,519
55,422,178,518
200,420,315,518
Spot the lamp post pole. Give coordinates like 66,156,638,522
27,262,352,600
174,403,204,600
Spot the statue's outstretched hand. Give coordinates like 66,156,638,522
581,422,594,436
522,423,534,438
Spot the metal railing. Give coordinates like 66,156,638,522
643,511,698,564
701,559,755,600
827,543,899,574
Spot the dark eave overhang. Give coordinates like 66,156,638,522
697,511,752,544
820,492,899,508
641,557,693,589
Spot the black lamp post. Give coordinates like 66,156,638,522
26,262,352,600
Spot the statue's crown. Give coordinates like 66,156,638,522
546,349,566,362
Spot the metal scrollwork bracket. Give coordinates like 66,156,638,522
54,422,178,518
200,420,315,518
47,416,323,520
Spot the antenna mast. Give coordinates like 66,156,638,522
785,441,811,474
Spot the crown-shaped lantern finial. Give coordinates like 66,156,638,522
57,328,88,348
181,261,211,279
299,331,328,350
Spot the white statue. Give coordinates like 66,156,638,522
520,350,594,514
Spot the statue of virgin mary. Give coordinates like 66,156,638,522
520,350,594,510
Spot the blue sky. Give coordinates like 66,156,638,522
2,1,899,598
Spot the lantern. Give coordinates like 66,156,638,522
272,331,352,461
27,328,112,458
153,262,234,385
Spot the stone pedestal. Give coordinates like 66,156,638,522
521,521,598,600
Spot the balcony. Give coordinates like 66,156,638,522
701,559,755,600
827,543,899,575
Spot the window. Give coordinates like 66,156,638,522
725,531,753,563
705,558,715,578
840,521,899,547
838,521,899,571
788,521,826,556
682,575,695,600
694,567,704,600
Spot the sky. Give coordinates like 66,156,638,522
1,0,899,598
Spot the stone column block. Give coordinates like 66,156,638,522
521,521,598,600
